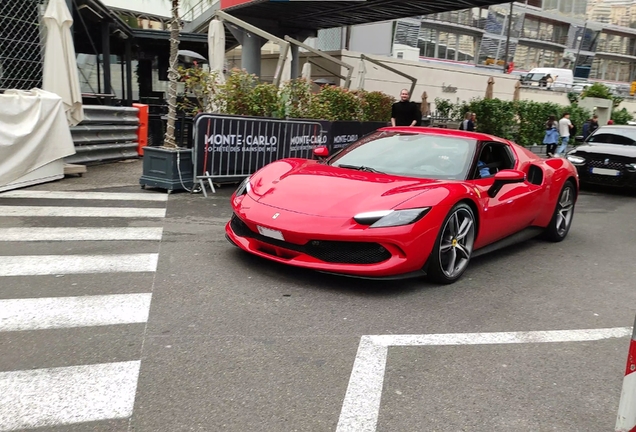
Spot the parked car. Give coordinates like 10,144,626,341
226,127,579,284
567,125,636,189
522,67,574,88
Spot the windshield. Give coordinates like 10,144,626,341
328,131,476,180
587,127,636,146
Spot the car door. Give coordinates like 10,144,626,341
469,142,544,247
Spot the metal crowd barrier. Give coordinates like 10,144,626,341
192,114,326,196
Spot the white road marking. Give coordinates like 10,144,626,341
0,206,166,218
0,254,159,276
0,227,164,242
0,361,140,431
0,293,152,332
336,327,633,432
0,190,168,202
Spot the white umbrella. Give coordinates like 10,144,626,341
208,18,225,84
178,49,208,62
356,58,366,90
280,47,293,84
301,62,311,81
42,0,84,126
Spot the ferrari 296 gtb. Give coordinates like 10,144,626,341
225,127,579,284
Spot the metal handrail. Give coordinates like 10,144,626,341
214,10,291,87
182,0,219,23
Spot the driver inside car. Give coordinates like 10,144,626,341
477,160,491,178
477,147,494,178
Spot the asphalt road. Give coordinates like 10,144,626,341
1,169,635,432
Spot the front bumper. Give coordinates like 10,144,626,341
225,197,440,278
575,164,636,188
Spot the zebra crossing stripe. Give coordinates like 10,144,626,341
0,361,140,431
0,227,164,242
0,206,166,218
0,293,152,332
0,254,159,276
0,190,168,202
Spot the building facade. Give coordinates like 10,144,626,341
393,0,636,83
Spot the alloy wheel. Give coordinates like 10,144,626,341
439,207,476,279
556,185,574,237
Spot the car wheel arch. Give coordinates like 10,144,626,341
455,198,480,237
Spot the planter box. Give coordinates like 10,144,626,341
139,146,193,193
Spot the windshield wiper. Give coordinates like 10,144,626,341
336,164,385,174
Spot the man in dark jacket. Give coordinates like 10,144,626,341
589,115,599,135
391,89,420,127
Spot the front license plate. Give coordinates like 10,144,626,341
257,226,285,241
591,167,620,176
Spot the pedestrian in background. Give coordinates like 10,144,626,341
459,112,475,131
391,89,419,127
556,112,573,157
543,115,559,157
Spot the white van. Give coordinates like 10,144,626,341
523,68,574,88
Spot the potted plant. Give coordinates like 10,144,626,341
139,0,213,193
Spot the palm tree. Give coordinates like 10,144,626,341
163,0,182,148
163,0,213,148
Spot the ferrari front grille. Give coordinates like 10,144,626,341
229,213,391,265
304,240,391,264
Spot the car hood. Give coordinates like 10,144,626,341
574,143,636,158
248,159,453,217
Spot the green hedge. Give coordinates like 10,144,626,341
178,67,634,145
177,67,396,123
435,97,593,147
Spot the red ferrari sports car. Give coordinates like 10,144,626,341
225,127,579,284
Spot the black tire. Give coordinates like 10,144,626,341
427,203,476,285
544,180,576,242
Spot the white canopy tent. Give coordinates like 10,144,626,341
42,0,84,127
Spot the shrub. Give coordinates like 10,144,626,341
513,100,561,146
306,85,362,121
177,64,220,116
356,90,395,122
280,78,313,119
217,68,258,116
581,82,612,100
247,83,280,118
432,96,592,146
611,108,634,125
175,67,406,123
467,98,516,140
434,97,454,119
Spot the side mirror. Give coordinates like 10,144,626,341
574,135,585,143
313,146,329,159
487,169,526,198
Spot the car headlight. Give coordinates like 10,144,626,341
235,176,251,196
566,155,586,165
627,163,636,171
354,207,431,228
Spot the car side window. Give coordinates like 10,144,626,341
472,143,516,179
588,133,635,146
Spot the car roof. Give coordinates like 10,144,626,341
377,126,510,144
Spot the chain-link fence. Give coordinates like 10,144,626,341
0,0,46,91
314,27,345,51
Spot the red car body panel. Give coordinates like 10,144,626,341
225,127,579,279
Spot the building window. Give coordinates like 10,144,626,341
594,59,632,81
513,44,561,69
478,36,517,66
418,28,475,64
